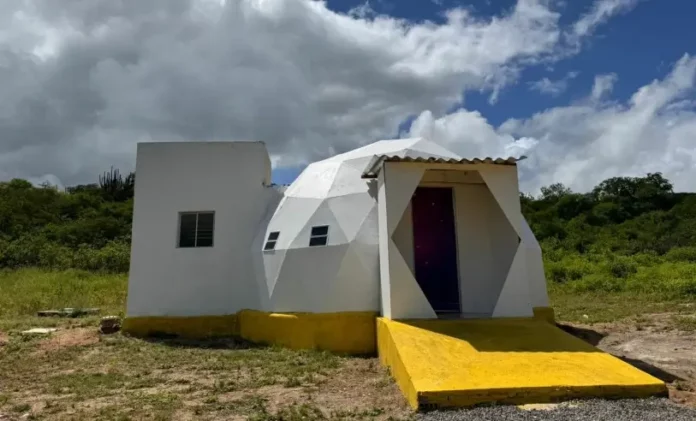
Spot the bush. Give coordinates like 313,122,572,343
73,241,130,272
665,247,696,263
607,257,638,278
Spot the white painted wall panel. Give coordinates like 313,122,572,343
521,219,550,308
377,171,393,318
492,246,534,317
387,239,437,319
392,201,415,276
454,184,496,315
127,141,274,317
383,163,424,235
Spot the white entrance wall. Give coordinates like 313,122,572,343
454,184,519,316
378,163,436,319
126,141,278,317
390,172,519,317
379,162,546,319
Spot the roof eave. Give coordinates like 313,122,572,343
360,155,526,179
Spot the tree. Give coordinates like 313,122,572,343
540,183,572,201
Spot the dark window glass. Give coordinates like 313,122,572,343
178,214,197,248
178,212,215,248
309,225,329,247
196,212,214,247
309,236,327,247
311,226,328,236
263,231,280,251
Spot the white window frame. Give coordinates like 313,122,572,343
177,211,215,248
263,231,280,251
309,225,329,247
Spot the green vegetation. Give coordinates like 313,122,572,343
519,173,696,302
0,269,127,327
0,168,133,272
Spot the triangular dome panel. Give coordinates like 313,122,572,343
290,200,349,248
270,244,348,312
326,193,377,241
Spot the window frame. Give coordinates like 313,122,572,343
263,231,280,251
177,211,215,248
309,225,329,247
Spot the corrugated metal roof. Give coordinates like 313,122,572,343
361,155,525,179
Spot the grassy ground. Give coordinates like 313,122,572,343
0,328,410,420
548,287,695,324
1,268,695,419
0,269,410,420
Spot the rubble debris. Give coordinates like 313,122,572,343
21,328,58,334
37,308,100,318
100,316,121,334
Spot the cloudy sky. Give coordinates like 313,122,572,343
1,0,695,193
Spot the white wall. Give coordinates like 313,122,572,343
388,167,521,317
378,163,436,319
126,141,275,317
454,183,518,316
392,201,414,274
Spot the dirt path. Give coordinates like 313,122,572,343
559,313,696,407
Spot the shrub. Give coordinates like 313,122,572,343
665,246,696,263
607,257,638,278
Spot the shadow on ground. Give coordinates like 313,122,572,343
556,323,606,346
133,333,261,350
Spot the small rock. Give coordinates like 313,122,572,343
583,314,589,319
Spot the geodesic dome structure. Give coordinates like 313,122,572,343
251,138,462,313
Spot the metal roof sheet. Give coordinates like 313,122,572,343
361,155,525,178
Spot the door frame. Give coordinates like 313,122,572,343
410,185,462,315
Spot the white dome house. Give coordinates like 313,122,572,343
125,137,550,340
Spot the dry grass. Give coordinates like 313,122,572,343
0,322,412,420
0,269,412,420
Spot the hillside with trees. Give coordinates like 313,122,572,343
0,170,695,296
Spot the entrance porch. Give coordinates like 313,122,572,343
363,156,548,320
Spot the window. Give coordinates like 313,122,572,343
178,212,215,248
309,225,329,247
264,231,280,251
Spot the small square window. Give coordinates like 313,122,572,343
264,231,280,251
309,225,329,247
178,211,215,248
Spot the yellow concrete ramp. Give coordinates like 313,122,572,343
377,318,667,410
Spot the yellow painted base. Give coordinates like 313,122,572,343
377,318,667,410
238,310,377,355
123,311,377,355
533,306,556,324
122,314,239,339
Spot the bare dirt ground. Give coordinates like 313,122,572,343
559,312,696,407
0,325,412,420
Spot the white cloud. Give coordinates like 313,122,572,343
0,0,642,188
591,73,618,100
529,71,579,96
408,54,696,194
569,0,639,44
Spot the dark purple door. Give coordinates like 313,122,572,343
411,187,460,313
